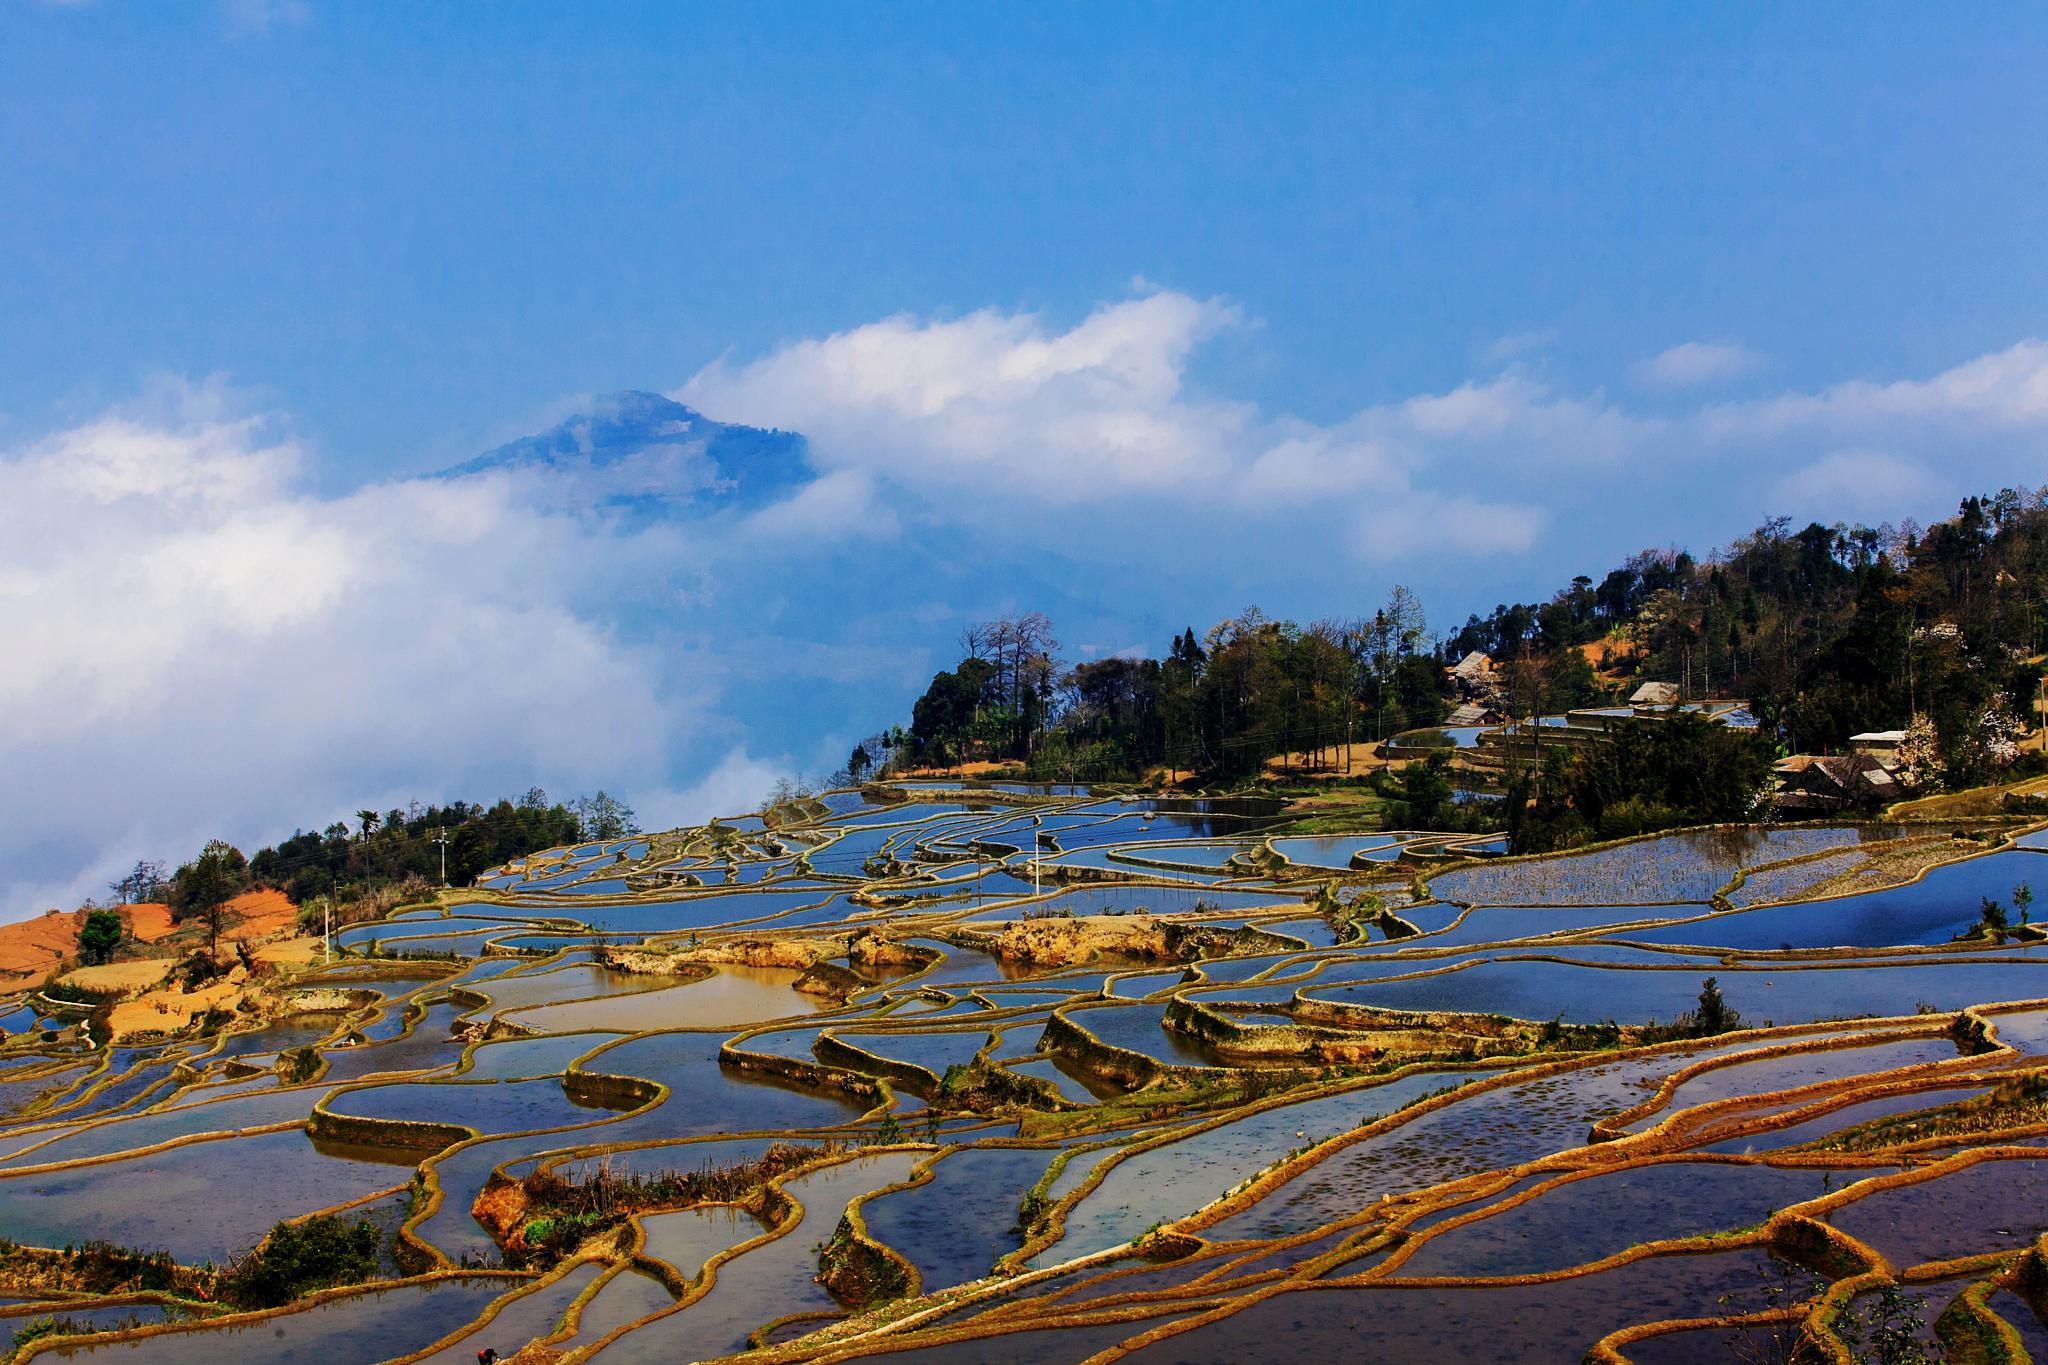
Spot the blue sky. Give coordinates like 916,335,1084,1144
4,3,2047,914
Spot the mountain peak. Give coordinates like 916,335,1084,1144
441,391,809,508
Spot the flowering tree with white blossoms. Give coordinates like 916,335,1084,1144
1963,698,2025,773
1895,701,2024,791
1893,715,1943,790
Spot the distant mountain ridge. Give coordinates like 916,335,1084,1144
442,390,810,509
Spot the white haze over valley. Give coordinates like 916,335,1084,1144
7,287,2048,918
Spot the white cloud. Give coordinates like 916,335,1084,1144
1774,450,1943,521
0,382,700,918
1392,372,1651,463
682,289,1552,553
1241,431,1404,501
1479,329,1559,365
21,304,2048,920
684,291,1250,498
1710,339,2048,437
636,748,791,832
680,294,2048,620
1633,340,1766,391
735,469,899,545
1357,495,1548,562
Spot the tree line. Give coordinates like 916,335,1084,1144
1450,490,2048,789
859,594,1460,784
857,487,2047,809
98,789,639,940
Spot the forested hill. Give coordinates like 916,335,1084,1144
101,790,641,932
850,489,2048,793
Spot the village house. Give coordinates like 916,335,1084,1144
1445,701,1505,728
1848,729,1907,758
1446,651,1498,700
1773,751,1900,813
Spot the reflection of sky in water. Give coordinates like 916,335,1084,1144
31,786,2048,1363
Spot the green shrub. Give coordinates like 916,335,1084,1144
1693,976,1740,1034
58,1240,177,1294
1979,897,2010,936
12,1317,65,1352
10,1308,161,1354
218,1215,380,1308
520,1211,603,1255
77,909,123,966
40,980,116,1007
506,1140,844,1267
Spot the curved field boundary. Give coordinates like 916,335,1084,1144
567,1145,935,1358
12,1270,532,1364
0,1077,347,1177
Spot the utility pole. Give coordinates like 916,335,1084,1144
1033,818,1042,900
431,829,450,886
322,894,331,965
2038,672,2047,755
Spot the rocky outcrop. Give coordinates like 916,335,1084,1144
792,961,869,1000
988,915,1176,966
847,930,929,969
984,915,1289,968
613,939,823,974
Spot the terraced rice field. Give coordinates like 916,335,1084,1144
4,787,2047,1361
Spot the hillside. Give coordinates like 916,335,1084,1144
441,389,810,510
851,490,2048,846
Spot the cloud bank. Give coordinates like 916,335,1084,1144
1633,340,1766,390
685,289,2048,570
682,292,1551,561
0,381,762,916
8,295,2048,918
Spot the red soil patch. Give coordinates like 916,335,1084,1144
0,910,83,989
222,887,297,941
1260,742,1386,781
894,760,1018,780
123,902,175,943
1578,637,1637,678
0,891,295,991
